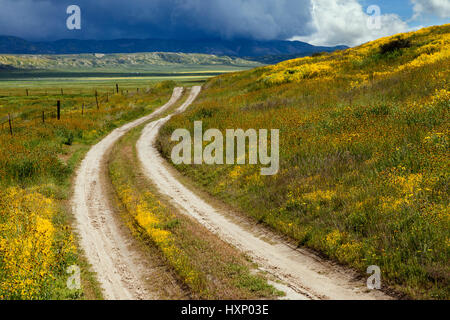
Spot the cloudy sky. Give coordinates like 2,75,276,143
0,0,448,46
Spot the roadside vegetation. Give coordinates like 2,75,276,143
158,25,450,299
108,102,281,299
0,80,177,299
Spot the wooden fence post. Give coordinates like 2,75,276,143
116,84,119,94
95,90,99,110
82,103,84,116
42,111,45,124
57,100,61,120
26,89,29,96
8,113,13,136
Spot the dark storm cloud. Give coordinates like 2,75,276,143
0,0,313,40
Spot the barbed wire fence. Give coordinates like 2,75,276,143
0,84,141,136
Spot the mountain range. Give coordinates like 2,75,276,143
0,36,347,63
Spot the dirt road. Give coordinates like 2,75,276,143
137,86,391,300
72,88,183,300
72,85,391,300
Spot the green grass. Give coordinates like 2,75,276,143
157,25,450,299
0,52,262,85
0,80,178,299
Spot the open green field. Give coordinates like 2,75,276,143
0,62,255,120
0,77,201,97
0,52,262,86
0,70,236,93
0,52,262,101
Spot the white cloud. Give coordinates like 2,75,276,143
411,0,450,19
291,0,409,47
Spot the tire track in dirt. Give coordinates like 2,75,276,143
72,88,183,300
137,86,392,300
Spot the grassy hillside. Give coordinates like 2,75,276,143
158,25,450,299
0,52,261,73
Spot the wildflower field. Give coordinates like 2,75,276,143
0,79,178,299
158,25,450,299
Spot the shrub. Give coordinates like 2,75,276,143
380,38,411,55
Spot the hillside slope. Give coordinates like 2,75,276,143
0,52,261,73
158,25,450,299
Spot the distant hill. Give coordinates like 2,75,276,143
0,36,346,61
0,52,261,74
